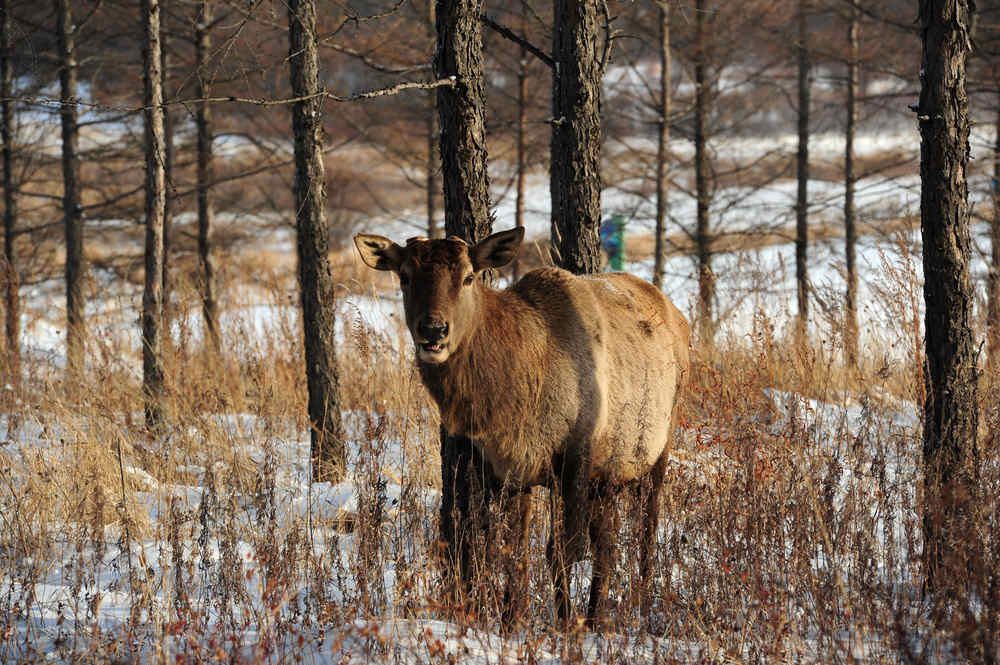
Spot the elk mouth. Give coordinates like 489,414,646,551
416,340,450,363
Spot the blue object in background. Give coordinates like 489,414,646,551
600,214,625,271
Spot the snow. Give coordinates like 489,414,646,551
4,122,987,662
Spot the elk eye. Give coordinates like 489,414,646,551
399,272,410,287
463,274,475,286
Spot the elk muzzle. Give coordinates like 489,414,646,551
414,317,451,363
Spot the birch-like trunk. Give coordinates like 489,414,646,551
57,0,84,377
142,0,166,429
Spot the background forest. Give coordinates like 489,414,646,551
0,0,997,663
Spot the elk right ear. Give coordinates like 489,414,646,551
354,234,403,271
471,227,525,271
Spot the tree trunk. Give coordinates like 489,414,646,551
425,1,440,239
989,88,1000,365
844,2,859,367
433,0,493,596
653,1,670,290
288,0,346,483
918,0,980,590
550,0,602,275
161,33,174,333
196,0,220,352
514,2,527,282
694,0,713,343
56,0,84,378
426,99,440,239
142,0,166,429
1,0,18,380
435,0,493,244
795,0,810,344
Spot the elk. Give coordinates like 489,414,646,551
354,227,690,625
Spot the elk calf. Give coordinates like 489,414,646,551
355,227,690,625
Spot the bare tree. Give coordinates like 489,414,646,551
549,0,603,274
56,0,84,377
433,0,494,600
142,0,167,429
425,1,440,239
694,0,713,343
288,0,346,483
795,0,810,342
0,0,17,379
195,0,220,352
652,1,671,290
513,0,529,280
917,0,980,593
160,23,174,330
844,0,859,366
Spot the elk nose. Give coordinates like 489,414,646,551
418,319,449,342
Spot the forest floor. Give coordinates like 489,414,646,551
2,131,997,664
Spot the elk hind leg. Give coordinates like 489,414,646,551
639,451,668,621
586,489,616,625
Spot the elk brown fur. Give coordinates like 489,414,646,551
355,227,690,625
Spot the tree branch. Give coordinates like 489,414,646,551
8,77,458,114
480,14,554,69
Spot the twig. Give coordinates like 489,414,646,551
7,77,457,114
481,14,554,69
599,0,615,77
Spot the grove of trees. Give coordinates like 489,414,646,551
0,0,996,653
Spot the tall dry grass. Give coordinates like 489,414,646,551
0,241,996,664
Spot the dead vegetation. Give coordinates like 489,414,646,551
0,226,996,663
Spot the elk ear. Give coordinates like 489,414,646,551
354,234,403,271
471,227,524,271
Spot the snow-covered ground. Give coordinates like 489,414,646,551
1,378,941,663
4,124,988,662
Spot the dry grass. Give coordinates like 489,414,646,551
0,226,997,663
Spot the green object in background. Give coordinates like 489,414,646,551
600,214,626,271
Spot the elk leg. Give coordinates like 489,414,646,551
639,451,668,622
548,449,592,624
586,489,615,625
440,432,495,617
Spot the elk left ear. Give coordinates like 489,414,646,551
471,227,524,271
355,234,403,271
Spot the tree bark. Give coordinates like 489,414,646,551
288,0,346,483
433,0,493,596
425,0,440,239
161,31,174,333
142,0,166,429
196,0,220,352
1,0,18,379
989,86,1000,365
653,1,670,290
426,96,440,239
918,0,980,589
56,0,84,378
514,1,527,281
435,0,493,244
844,2,859,366
795,0,810,344
694,0,713,343
550,0,602,275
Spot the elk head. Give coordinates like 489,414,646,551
354,227,524,364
